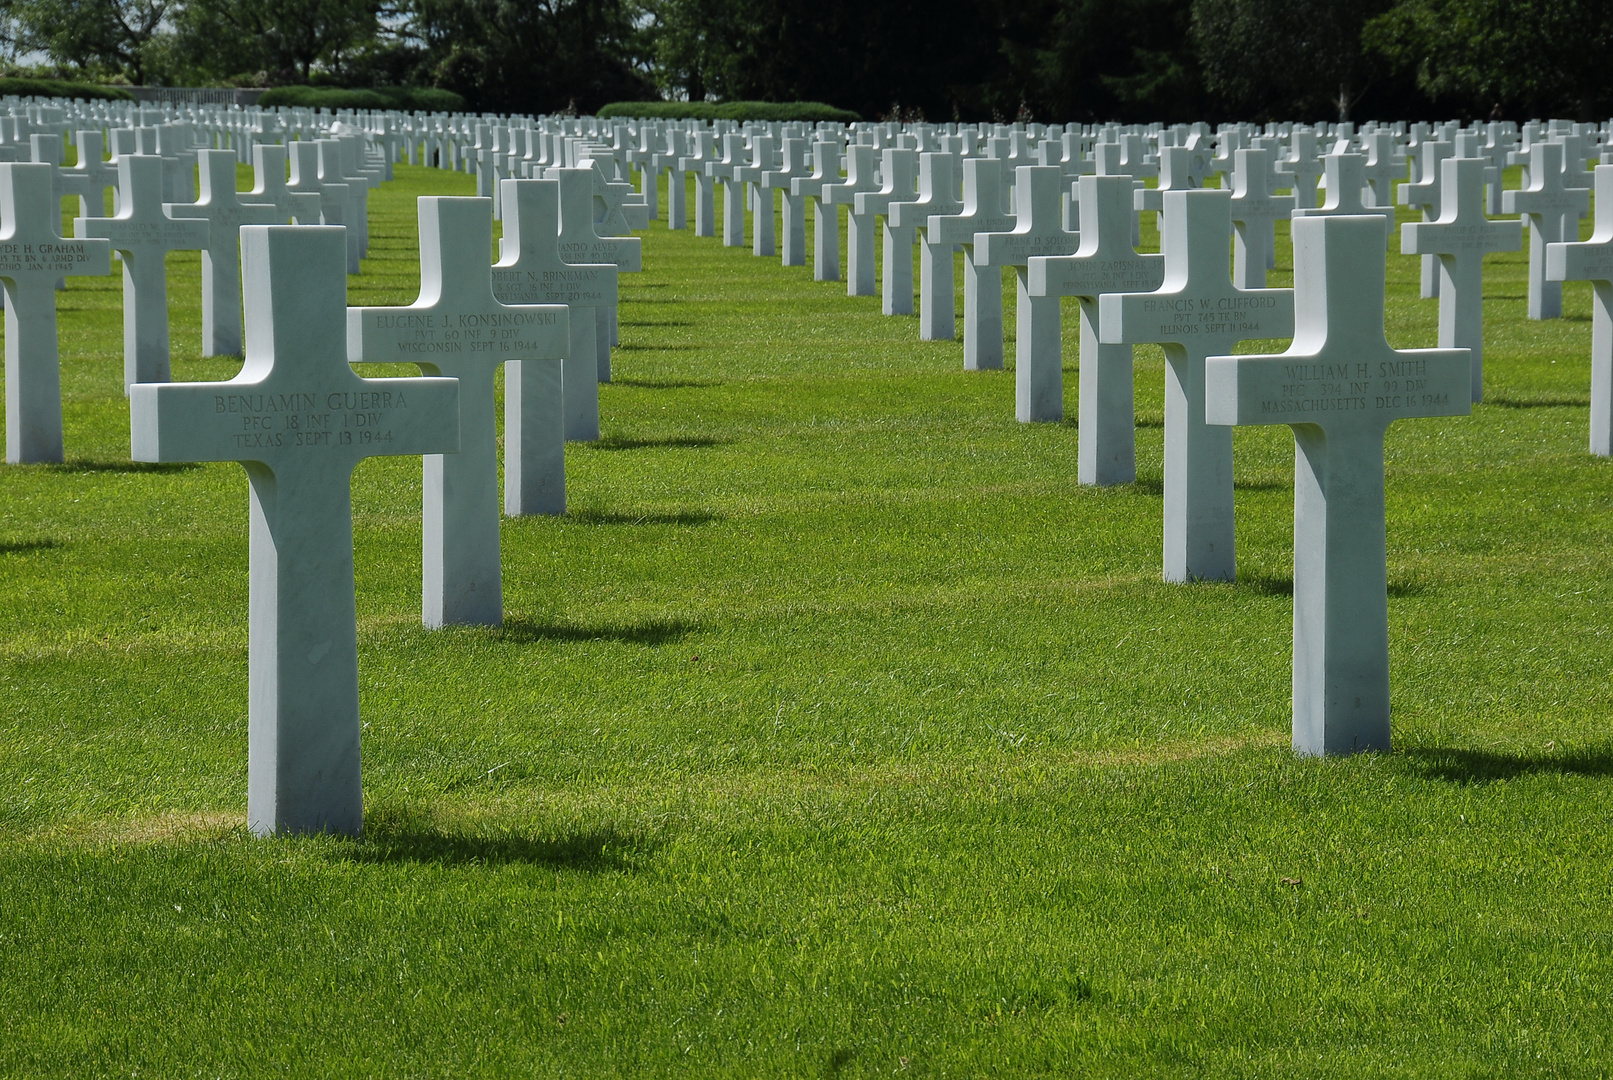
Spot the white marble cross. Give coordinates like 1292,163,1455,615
1205,214,1470,755
130,225,460,835
855,148,919,316
317,139,371,269
1229,148,1294,289
1503,142,1591,320
1402,156,1520,402
495,176,619,455
1547,164,1613,455
350,196,567,627
67,130,117,216
824,144,882,297
706,132,749,247
1101,189,1295,582
1027,174,1163,485
890,151,962,340
732,133,777,256
288,141,354,272
791,140,844,282
550,165,641,380
1,162,111,463
1398,140,1454,299
248,143,321,224
760,136,809,266
977,165,1080,420
165,149,280,357
74,154,209,391
1359,132,1405,209
928,157,1015,370
676,131,716,238
1293,154,1393,222
1276,129,1323,210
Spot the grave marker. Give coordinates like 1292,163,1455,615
1028,175,1163,485
976,165,1080,420
1503,142,1591,320
1,163,111,463
824,144,882,297
792,140,844,282
495,176,619,452
1205,214,1470,755
1546,164,1613,456
166,149,280,357
855,148,919,315
1401,156,1521,401
1101,189,1294,581
1229,148,1294,289
75,154,209,391
928,157,1015,369
350,197,567,626
890,151,962,340
130,226,460,834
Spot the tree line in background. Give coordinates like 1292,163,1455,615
0,0,1607,122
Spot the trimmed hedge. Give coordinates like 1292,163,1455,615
0,77,133,102
257,86,466,112
596,100,858,123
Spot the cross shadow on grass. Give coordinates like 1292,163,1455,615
337,812,650,871
565,508,718,526
0,538,63,555
610,377,723,389
1403,744,1613,785
1486,395,1590,409
492,615,700,646
41,459,201,474
1234,572,1431,598
590,434,729,451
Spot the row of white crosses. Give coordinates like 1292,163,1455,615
607,108,1613,760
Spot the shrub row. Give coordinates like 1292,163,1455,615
596,100,859,123
0,77,133,102
257,86,466,112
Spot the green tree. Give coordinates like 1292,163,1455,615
1366,0,1613,118
12,0,169,83
1191,0,1392,121
172,0,379,84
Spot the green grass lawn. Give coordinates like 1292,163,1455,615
2,161,1611,1077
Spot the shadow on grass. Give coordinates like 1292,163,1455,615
1235,573,1430,598
611,377,723,389
42,459,201,475
340,817,649,871
620,319,695,328
0,538,63,555
1404,745,1613,785
612,343,705,352
590,434,729,451
1135,414,1164,428
1235,478,1290,491
1238,571,1293,596
566,508,719,526
493,615,700,646
1486,395,1590,409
